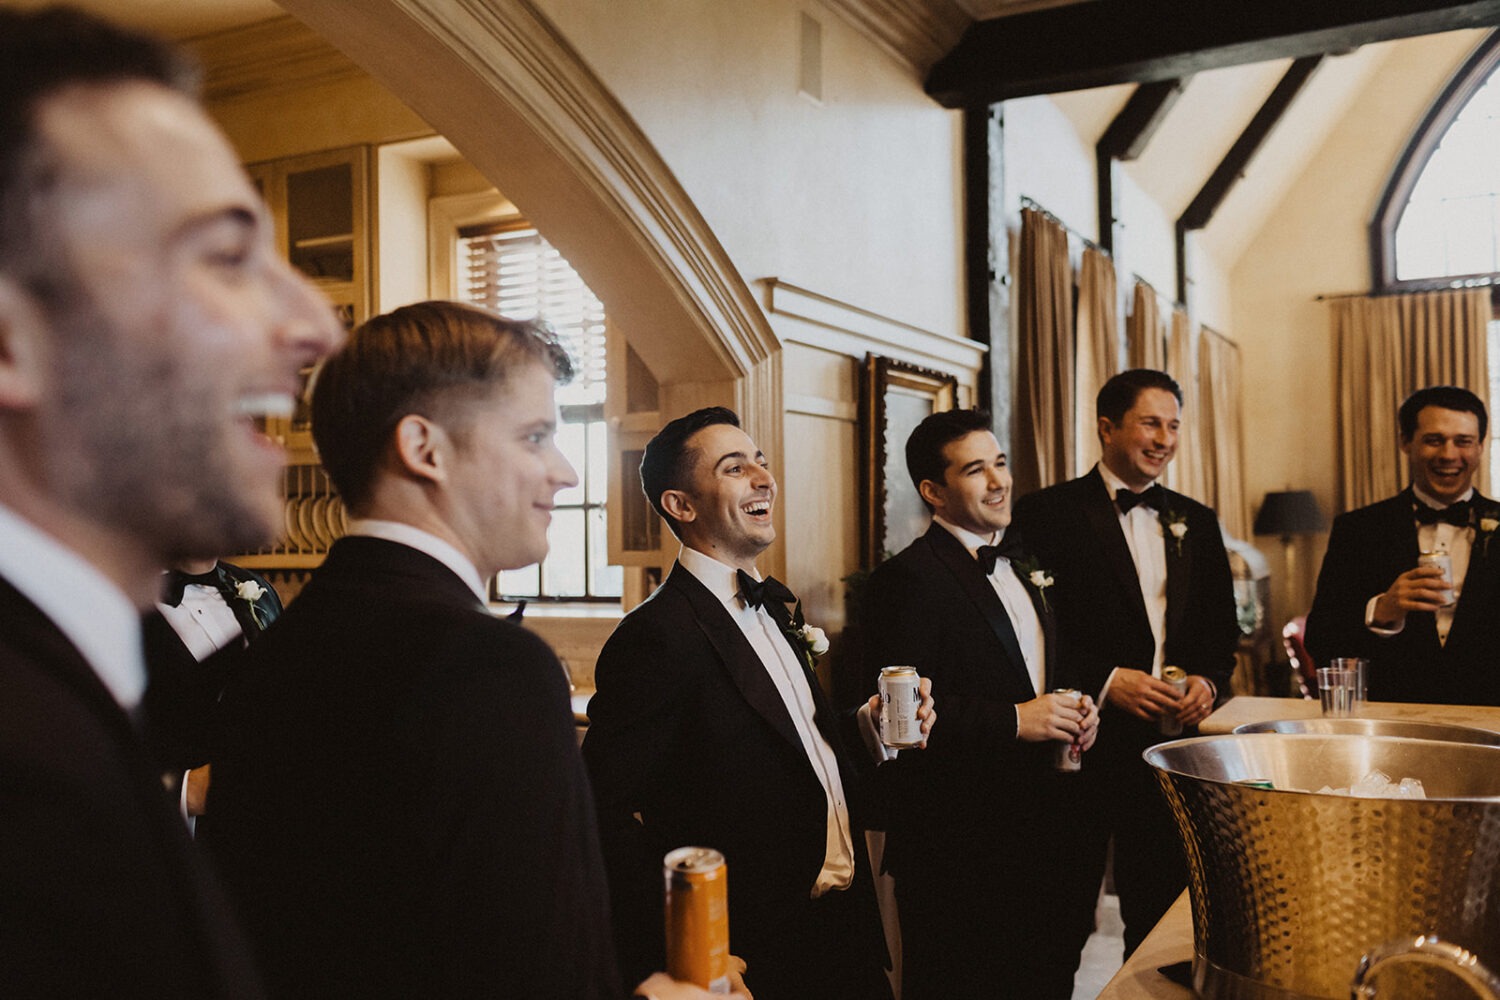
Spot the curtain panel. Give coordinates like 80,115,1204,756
1332,287,1491,511
1164,308,1205,501
1127,280,1166,371
1074,246,1119,477
1013,207,1075,495
1200,331,1250,540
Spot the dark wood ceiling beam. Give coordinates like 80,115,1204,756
1099,78,1189,162
926,0,1500,108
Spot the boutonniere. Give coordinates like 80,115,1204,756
783,600,829,673
235,579,268,629
1478,512,1500,558
1160,509,1188,555
1011,555,1055,613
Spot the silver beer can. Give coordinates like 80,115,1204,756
1051,688,1083,773
1160,665,1188,736
1418,550,1456,607
878,666,922,749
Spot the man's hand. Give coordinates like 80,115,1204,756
1372,564,1452,626
1016,690,1098,744
634,959,752,999
185,764,211,817
1105,668,1183,722
862,676,937,749
1171,676,1216,728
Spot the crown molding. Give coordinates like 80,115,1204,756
818,0,971,74
190,16,362,103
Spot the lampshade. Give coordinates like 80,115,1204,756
1253,490,1328,537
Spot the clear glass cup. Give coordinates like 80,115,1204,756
1327,657,1369,703
1317,666,1360,717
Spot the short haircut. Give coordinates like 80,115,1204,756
311,300,573,510
1398,385,1489,441
0,7,199,305
1096,368,1183,425
904,408,993,511
639,407,741,540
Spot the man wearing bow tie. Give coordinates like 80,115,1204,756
861,408,1099,999
1306,386,1500,705
143,558,282,824
584,407,933,1000
1010,369,1238,957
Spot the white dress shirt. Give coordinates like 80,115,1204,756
932,515,1047,696
678,545,855,898
158,582,244,662
347,518,490,608
0,502,146,712
1098,463,1169,702
1364,484,1474,646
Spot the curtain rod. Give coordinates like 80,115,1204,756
1019,196,1110,258
1314,278,1498,301
1130,273,1187,315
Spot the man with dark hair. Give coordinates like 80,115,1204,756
585,406,932,1000
1011,368,1238,956
0,6,343,994
1307,384,1500,704
207,302,732,1000
862,408,1099,1000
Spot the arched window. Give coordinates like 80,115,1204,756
1372,32,1500,291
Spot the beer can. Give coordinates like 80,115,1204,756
1418,550,1456,607
879,666,923,749
1051,687,1083,773
1160,665,1188,736
663,846,731,993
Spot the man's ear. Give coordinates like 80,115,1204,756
917,478,945,512
391,413,449,486
659,488,695,525
0,276,49,410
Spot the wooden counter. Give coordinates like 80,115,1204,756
1095,695,1500,998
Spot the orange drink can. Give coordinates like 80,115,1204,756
663,846,730,993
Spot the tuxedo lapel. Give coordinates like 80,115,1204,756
1079,469,1152,627
1161,501,1192,646
924,525,1034,693
1017,563,1058,690
1447,491,1500,646
666,565,806,755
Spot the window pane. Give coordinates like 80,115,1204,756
496,564,539,598
543,509,587,597
587,420,609,505
555,422,586,507
589,507,623,597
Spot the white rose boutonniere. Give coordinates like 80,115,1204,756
235,579,268,629
798,623,830,656
783,600,828,673
1480,514,1500,558
1160,509,1189,555
1012,555,1055,613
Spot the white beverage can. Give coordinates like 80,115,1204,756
1418,550,1456,607
878,666,922,749
1051,688,1083,772
1160,665,1188,736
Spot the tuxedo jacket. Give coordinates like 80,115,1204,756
1010,469,1239,768
0,574,263,997
1305,487,1500,705
582,562,886,991
142,561,283,774
203,537,618,999
861,523,1063,870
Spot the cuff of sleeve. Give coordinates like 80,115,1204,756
1096,667,1120,709
857,701,897,762
1364,594,1404,635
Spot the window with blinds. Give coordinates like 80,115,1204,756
457,218,621,601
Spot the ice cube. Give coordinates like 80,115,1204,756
1350,769,1394,798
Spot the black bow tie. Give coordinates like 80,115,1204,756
162,566,227,607
1116,484,1165,515
977,533,1026,575
1414,499,1472,527
737,569,796,612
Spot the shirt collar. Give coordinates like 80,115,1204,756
1412,483,1474,511
932,515,1000,560
1097,462,1156,504
0,502,146,711
346,519,490,606
678,544,751,606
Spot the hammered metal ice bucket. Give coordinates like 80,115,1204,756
1145,734,1500,1000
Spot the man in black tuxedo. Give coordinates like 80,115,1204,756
143,559,282,824
206,302,731,1000
1306,386,1500,705
1011,369,1238,956
0,8,344,994
584,406,932,1000
862,408,1100,1000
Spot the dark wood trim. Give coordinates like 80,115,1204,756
964,107,1011,450
1371,31,1500,291
925,0,1500,108
1097,79,1187,254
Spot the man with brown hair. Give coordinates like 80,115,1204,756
0,6,343,994
207,301,737,1000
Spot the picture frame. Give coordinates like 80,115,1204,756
859,354,958,569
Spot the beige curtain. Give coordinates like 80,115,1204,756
1163,309,1205,500
1074,246,1119,476
1013,207,1075,495
1126,280,1166,371
1333,287,1491,511
1199,331,1250,540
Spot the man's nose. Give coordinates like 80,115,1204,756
274,260,346,361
